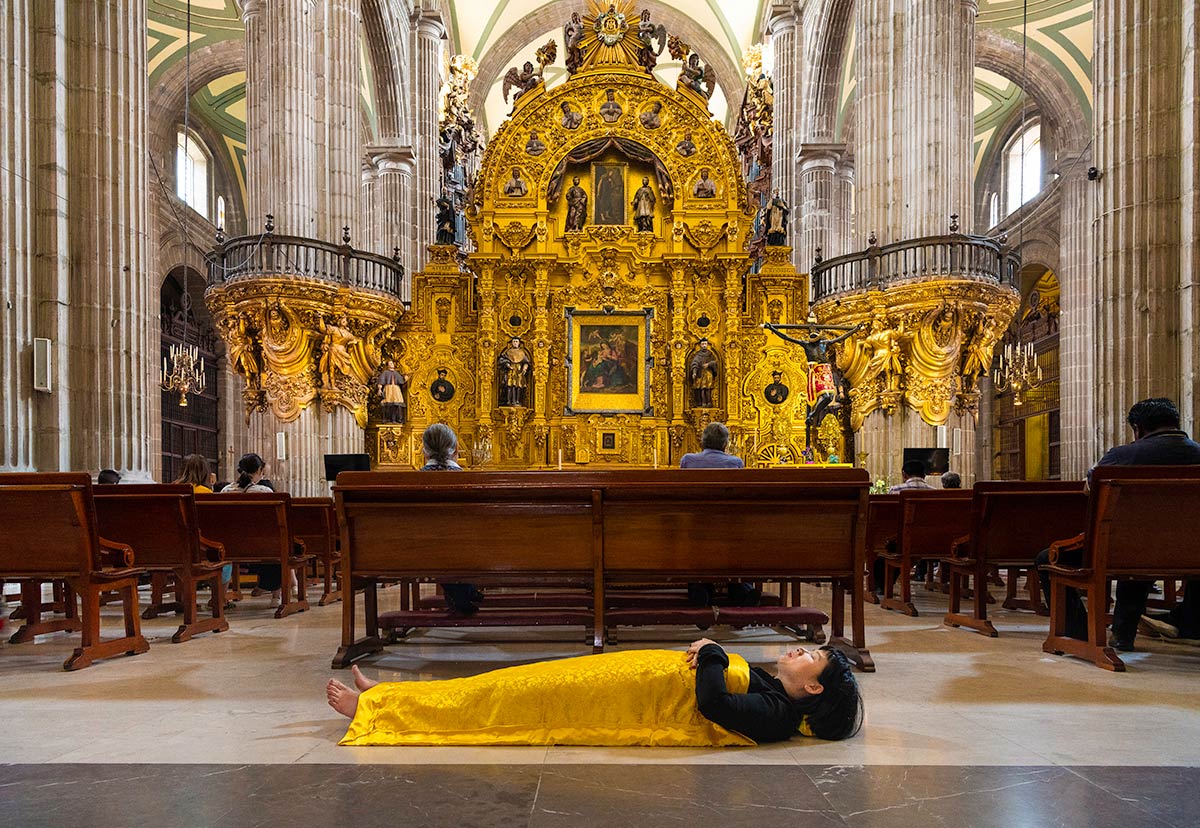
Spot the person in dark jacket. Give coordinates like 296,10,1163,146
1035,397,1200,649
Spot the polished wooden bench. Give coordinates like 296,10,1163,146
290,497,341,606
0,473,149,670
194,492,312,618
941,481,1087,636
864,494,900,603
93,484,230,642
1042,467,1200,671
332,468,870,671
879,489,975,616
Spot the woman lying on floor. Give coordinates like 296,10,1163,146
326,639,863,747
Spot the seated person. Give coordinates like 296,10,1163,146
1035,397,1200,649
888,459,932,492
97,468,121,485
419,424,480,614
221,452,287,601
174,454,232,587
940,471,962,489
327,639,863,746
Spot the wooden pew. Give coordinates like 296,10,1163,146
1042,467,1200,670
332,468,872,671
92,484,230,642
333,472,601,666
600,468,871,670
864,494,900,604
941,481,1088,636
194,492,312,618
879,489,975,616
290,497,341,605
0,473,149,670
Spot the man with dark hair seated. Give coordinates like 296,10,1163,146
97,469,121,485
888,459,932,493
1035,397,1200,650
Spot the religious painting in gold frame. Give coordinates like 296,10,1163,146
565,307,653,414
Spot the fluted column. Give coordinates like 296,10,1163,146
796,145,841,269
832,155,855,257
320,0,361,239
1180,1,1200,432
411,6,444,272
242,0,318,235
1094,0,1184,448
360,160,379,251
1057,150,1097,477
367,145,416,284
767,4,800,267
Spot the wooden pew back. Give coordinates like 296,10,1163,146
0,475,100,577
193,492,294,562
866,494,900,555
1089,467,1200,577
93,484,203,568
290,497,338,558
898,489,975,558
969,481,1088,564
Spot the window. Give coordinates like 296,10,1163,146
988,192,999,229
176,129,209,218
1005,121,1041,214
216,195,226,231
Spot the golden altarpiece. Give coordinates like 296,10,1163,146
369,5,849,470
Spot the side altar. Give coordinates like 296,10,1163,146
369,1,853,469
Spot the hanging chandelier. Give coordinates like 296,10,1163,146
992,340,1042,407
161,343,206,407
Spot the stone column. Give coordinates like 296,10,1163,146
796,145,841,270
319,0,361,240
241,0,318,235
1180,1,1200,432
1056,150,1097,477
832,155,855,257
360,160,379,252
1093,0,1184,448
365,143,417,284
767,3,800,268
410,5,444,272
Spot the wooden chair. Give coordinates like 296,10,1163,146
194,492,312,618
879,489,974,616
1042,467,1200,670
290,497,341,605
93,484,230,642
0,474,149,670
942,481,1087,636
864,494,900,604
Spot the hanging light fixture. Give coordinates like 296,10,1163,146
160,0,205,407
992,340,1042,407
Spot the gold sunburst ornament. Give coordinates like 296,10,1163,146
579,0,641,71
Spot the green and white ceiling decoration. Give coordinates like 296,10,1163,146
191,72,248,208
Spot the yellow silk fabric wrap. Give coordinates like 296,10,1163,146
340,649,756,747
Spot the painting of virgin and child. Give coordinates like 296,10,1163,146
579,325,638,394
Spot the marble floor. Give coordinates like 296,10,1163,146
2,582,1197,826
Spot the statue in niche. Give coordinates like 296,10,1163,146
377,359,408,423
688,338,718,407
594,163,625,225
764,191,789,245
693,168,716,198
631,177,656,232
678,53,715,99
430,367,456,403
498,336,532,407
675,132,697,157
563,12,584,74
435,193,456,245
525,130,546,156
639,101,663,130
503,167,528,197
565,176,588,231
636,10,667,72
599,89,623,123
764,371,789,405
502,61,540,104
560,101,583,129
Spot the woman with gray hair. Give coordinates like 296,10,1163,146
420,424,476,611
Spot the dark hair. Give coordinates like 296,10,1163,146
794,647,864,741
174,454,212,488
901,459,926,479
422,423,458,467
235,453,266,489
1127,397,1180,433
701,422,730,451
940,471,962,489
97,469,121,485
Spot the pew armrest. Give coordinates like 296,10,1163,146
1047,533,1085,566
292,537,308,559
98,537,135,568
199,536,226,564
948,534,970,559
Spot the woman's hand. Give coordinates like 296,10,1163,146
685,638,719,668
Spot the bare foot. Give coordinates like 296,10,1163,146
326,679,360,719
350,664,378,691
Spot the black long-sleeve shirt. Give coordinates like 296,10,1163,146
694,643,804,743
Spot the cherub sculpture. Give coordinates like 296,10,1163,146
563,13,584,73
678,52,715,100
636,10,667,73
502,61,540,105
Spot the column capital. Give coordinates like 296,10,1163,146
365,142,417,174
797,142,848,167
411,2,446,39
766,2,799,37
240,0,264,24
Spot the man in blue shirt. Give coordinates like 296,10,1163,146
680,422,745,469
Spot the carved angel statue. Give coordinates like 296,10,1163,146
636,10,667,72
679,52,716,100
224,313,260,387
502,61,540,105
318,314,363,390
563,12,584,73
962,315,1001,383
